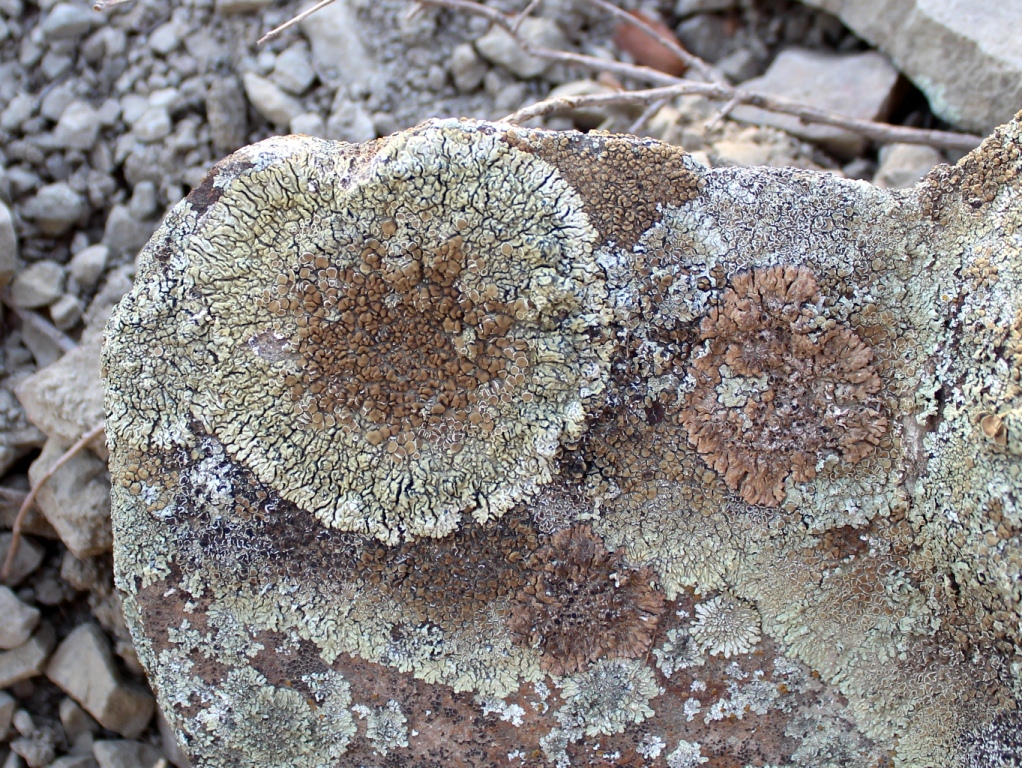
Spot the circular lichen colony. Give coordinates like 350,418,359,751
681,265,888,507
183,124,606,542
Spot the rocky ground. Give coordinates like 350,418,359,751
0,0,1016,766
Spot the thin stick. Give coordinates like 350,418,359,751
511,0,542,34
1,422,105,583
628,97,669,134
258,0,337,45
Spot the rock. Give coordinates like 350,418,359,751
21,182,85,237
147,21,182,55
798,0,1022,135
874,142,945,189
675,0,736,14
0,587,40,649
50,756,99,768
46,625,154,739
68,244,109,290
84,265,134,330
450,43,487,93
93,741,164,768
242,72,302,130
289,112,325,138
10,261,65,309
53,101,101,151
156,709,189,768
102,205,156,260
300,0,383,92
15,328,105,453
0,691,13,739
0,201,16,289
205,76,248,155
127,181,157,221
475,17,569,79
41,2,98,41
730,47,900,158
28,436,112,558
0,533,44,587
214,0,271,13
10,722,58,768
0,624,54,688
131,107,171,143
272,44,316,95
1,93,36,132
60,698,100,744
675,13,730,63
326,97,376,144
0,385,47,478
50,294,85,331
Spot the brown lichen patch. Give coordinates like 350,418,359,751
680,265,888,507
504,129,703,250
509,525,665,675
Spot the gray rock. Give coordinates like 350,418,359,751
131,107,171,143
119,94,149,127
93,741,164,768
798,0,1022,134
874,142,945,189
243,72,303,130
205,76,248,154
272,44,316,95
10,723,58,768
54,101,101,151
214,0,271,13
68,244,108,291
1,93,36,132
60,697,99,743
730,47,900,158
47,625,154,739
128,181,158,221
0,623,54,688
475,17,569,79
21,182,86,236
675,0,736,14
40,83,76,122
28,436,112,558
0,587,40,649
450,43,487,93
0,534,44,587
290,112,326,138
0,385,46,480
10,261,65,309
300,0,382,93
50,757,99,768
18,312,73,368
675,13,729,63
102,205,156,260
326,97,376,144
0,201,16,289
0,690,13,740
41,2,98,41
147,21,182,56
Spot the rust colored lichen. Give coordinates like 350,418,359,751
509,525,666,675
680,265,888,507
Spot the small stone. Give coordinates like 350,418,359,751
93,740,164,768
119,94,149,127
0,690,13,739
10,261,66,309
12,708,33,736
874,143,945,189
710,139,774,167
21,182,86,236
131,107,171,143
147,21,182,55
0,586,40,649
61,698,100,744
50,294,85,331
50,756,99,768
0,624,55,689
68,244,108,291
675,13,729,63
127,181,158,221
214,0,271,13
272,44,316,95
156,709,189,768
46,625,154,738
60,552,102,592
675,0,736,14
300,0,382,92
1,93,36,131
10,722,58,768
242,72,303,129
28,436,112,558
41,3,98,41
475,17,568,79
0,201,16,289
205,76,248,154
53,101,101,151
450,43,487,93
290,112,326,138
102,204,156,259
326,97,375,143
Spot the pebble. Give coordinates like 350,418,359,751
0,623,55,689
326,97,376,143
675,0,736,14
128,181,158,220
10,261,66,309
28,437,112,558
147,21,183,56
53,100,101,151
0,691,13,739
675,13,730,63
119,94,149,127
0,534,44,587
156,709,189,768
242,72,304,130
300,0,382,92
290,112,326,138
40,2,98,41
450,43,487,93
475,17,569,79
0,201,16,289
67,244,109,290
40,82,76,122
0,587,40,649
1,92,36,131
873,142,944,188
21,182,86,236
46,624,155,739
60,697,99,744
49,757,99,768
10,723,58,768
93,741,164,768
102,204,156,259
205,76,248,154
49,293,84,331
131,107,171,143
272,44,316,95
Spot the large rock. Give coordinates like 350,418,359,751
798,0,1022,135
104,116,1022,768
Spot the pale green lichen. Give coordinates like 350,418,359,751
553,659,662,738
352,700,409,756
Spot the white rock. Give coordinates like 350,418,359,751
119,94,149,126
242,72,303,129
874,142,944,189
147,21,182,55
730,47,900,158
21,182,86,237
93,741,164,768
290,112,326,138
0,534,44,587
272,44,316,95
41,2,98,41
0,201,16,289
131,107,171,143
46,625,154,739
10,261,65,309
0,587,40,649
450,43,487,93
54,101,100,151
102,204,155,259
68,244,108,290
28,436,112,558
0,624,54,689
326,97,376,143
475,17,568,79
127,181,157,221
300,0,382,92
1,93,36,132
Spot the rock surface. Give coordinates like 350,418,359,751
0,623,54,689
105,115,1022,768
0,586,40,649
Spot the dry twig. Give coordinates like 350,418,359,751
1,422,105,583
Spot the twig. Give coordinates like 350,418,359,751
504,83,983,151
92,0,133,10
258,0,338,45
510,0,542,34
1,422,105,583
706,94,739,130
627,97,669,134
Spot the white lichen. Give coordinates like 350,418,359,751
689,594,761,658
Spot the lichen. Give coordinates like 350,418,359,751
553,658,662,738
666,739,709,768
352,699,409,756
688,593,761,658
